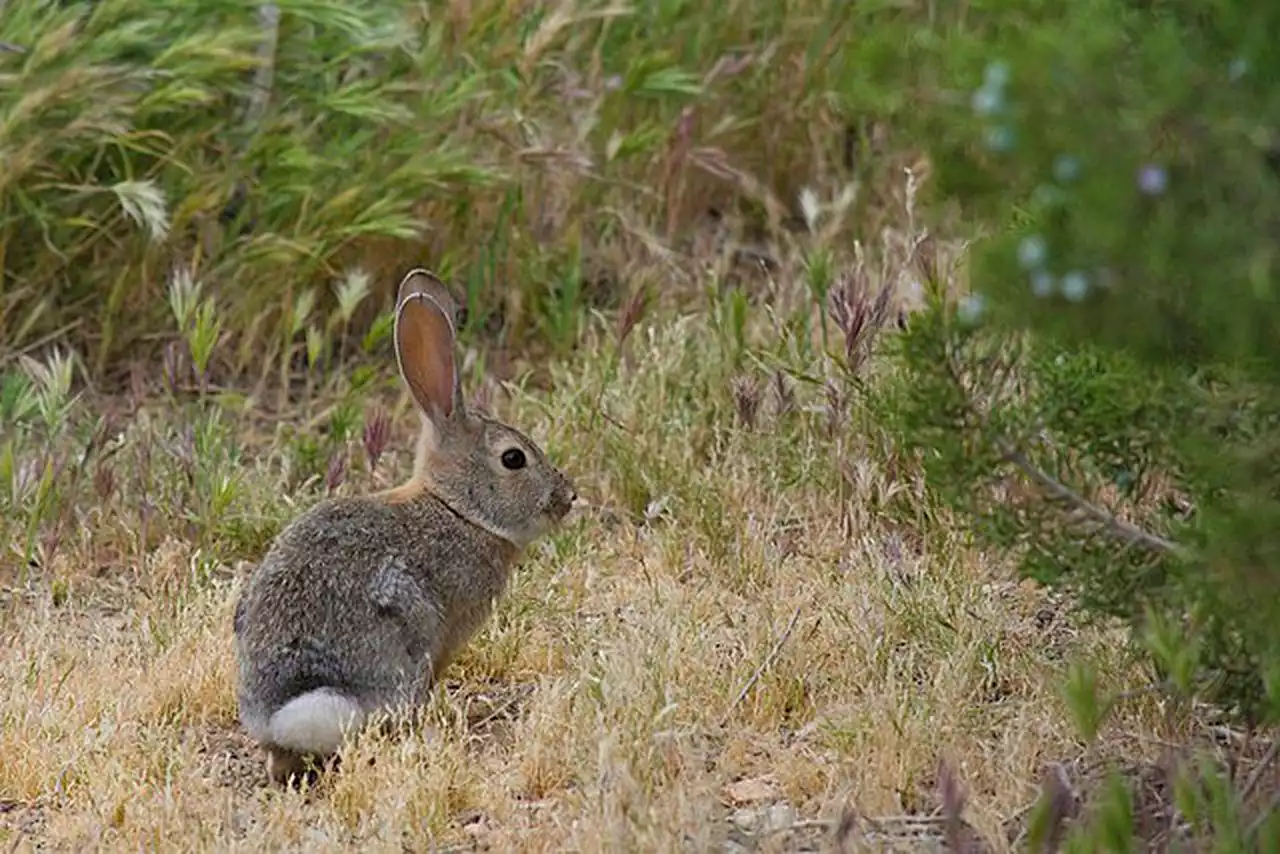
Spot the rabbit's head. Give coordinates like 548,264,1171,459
386,269,576,547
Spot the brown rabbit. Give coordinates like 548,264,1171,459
233,269,576,783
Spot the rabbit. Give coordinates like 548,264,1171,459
233,268,577,784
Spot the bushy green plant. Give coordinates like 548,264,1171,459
882,0,1279,845
895,0,1280,722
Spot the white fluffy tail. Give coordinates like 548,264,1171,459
267,689,364,756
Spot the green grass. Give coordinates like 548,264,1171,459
0,0,945,379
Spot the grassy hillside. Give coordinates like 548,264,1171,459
2,2,1276,851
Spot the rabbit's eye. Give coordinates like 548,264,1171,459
500,448,527,470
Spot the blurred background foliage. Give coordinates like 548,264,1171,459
1,0,938,381
886,0,1280,735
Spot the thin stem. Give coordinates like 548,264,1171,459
942,342,1185,558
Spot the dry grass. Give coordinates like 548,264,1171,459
1,296,1197,852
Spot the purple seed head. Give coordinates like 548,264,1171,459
616,286,649,346
93,461,116,501
362,408,391,473
731,375,761,431
326,451,347,494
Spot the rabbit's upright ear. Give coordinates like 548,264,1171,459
394,269,463,422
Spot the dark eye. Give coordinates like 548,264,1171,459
500,448,527,470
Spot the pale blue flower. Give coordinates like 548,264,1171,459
971,85,1003,116
1138,164,1168,196
984,60,1011,90
1053,155,1081,183
1032,184,1067,208
957,293,986,324
1061,271,1089,302
1018,235,1048,269
1031,271,1055,298
984,125,1015,153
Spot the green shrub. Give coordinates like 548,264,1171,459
878,4,1280,845
879,2,1279,842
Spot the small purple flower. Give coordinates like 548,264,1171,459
1137,164,1168,196
1061,271,1089,302
1031,271,1056,298
604,74,623,91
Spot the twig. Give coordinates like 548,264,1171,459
998,442,1186,556
597,407,632,434
1240,737,1279,804
0,320,85,368
1245,789,1280,842
941,346,1185,558
211,4,279,236
243,5,281,130
722,606,803,724
470,684,535,732
759,818,835,838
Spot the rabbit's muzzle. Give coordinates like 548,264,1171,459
546,474,577,522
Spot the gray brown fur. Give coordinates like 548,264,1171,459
232,268,575,784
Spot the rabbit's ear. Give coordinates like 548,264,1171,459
397,268,458,314
394,269,461,421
